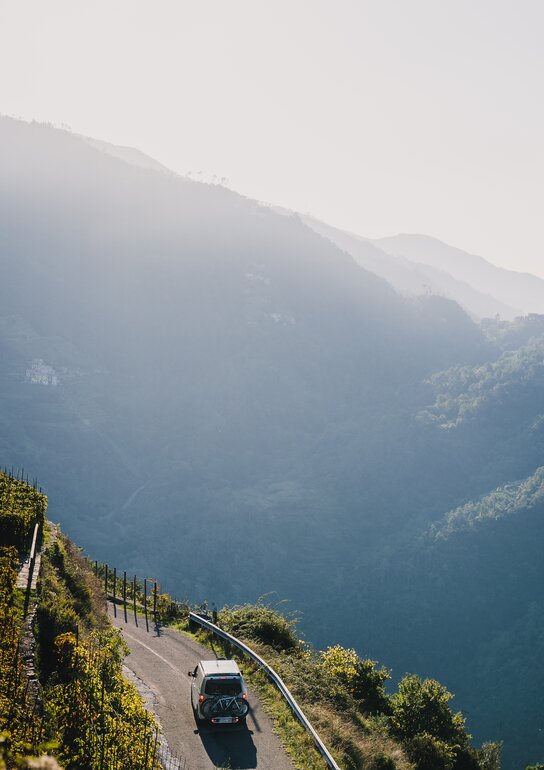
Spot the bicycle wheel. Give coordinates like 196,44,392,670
201,698,219,719
230,698,249,717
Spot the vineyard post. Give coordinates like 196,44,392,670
123,571,127,623
133,575,138,626
153,582,158,631
104,563,109,598
95,560,98,577
143,711,149,768
20,678,31,739
7,641,20,720
152,725,159,767
113,566,117,617
100,661,106,770
28,695,39,744
37,708,44,745
144,578,149,633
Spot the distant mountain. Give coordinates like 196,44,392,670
81,136,174,175
374,233,544,317
0,114,488,556
299,216,522,320
68,144,533,322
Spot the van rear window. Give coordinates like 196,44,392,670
204,677,242,696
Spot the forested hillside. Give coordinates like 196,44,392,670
1,117,543,768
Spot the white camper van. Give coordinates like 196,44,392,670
188,659,249,724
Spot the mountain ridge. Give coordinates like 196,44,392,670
374,232,544,315
299,214,522,320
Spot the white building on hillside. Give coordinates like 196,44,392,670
25,359,59,386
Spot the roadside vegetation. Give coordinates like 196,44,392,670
0,471,159,770
0,471,528,770
169,598,503,770
35,533,160,769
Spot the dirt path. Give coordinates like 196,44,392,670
108,603,295,770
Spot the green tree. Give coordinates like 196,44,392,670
475,742,502,770
320,644,391,714
390,674,467,744
404,733,457,770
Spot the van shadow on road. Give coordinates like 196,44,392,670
195,723,258,769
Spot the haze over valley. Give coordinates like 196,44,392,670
1,116,544,768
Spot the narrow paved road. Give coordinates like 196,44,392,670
108,603,294,770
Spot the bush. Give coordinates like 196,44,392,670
405,733,456,770
474,742,501,770
48,541,93,621
390,674,467,745
219,598,300,651
36,537,106,681
36,587,78,680
373,753,397,770
156,594,189,623
320,644,391,714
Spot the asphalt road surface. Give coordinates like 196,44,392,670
108,603,295,770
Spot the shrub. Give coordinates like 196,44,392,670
156,594,189,622
405,732,457,770
36,537,106,681
390,674,467,745
48,541,93,621
373,753,397,770
320,644,391,714
219,598,300,651
475,742,502,770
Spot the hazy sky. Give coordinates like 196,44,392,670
1,0,543,277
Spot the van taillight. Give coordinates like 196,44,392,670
199,695,205,703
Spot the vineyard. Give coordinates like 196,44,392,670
0,545,45,757
0,470,161,770
0,470,46,551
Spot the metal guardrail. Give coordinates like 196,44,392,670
189,611,342,770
